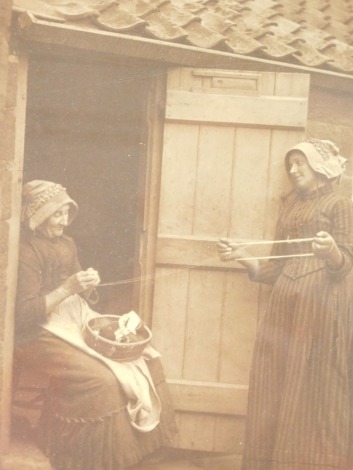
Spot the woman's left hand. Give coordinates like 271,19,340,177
312,231,343,268
312,231,336,257
85,267,100,287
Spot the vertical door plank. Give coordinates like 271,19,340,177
213,415,245,453
176,412,216,451
152,268,189,379
229,128,271,239
219,272,258,384
158,123,199,234
264,129,305,240
274,72,311,98
183,270,224,381
193,125,235,237
258,72,276,95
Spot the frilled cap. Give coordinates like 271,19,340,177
21,180,78,231
285,139,348,179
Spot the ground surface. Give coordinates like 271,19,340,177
1,417,239,470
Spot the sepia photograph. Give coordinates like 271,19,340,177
1,1,353,469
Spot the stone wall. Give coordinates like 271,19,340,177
307,82,353,197
308,84,353,157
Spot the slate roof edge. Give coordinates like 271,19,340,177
13,10,353,89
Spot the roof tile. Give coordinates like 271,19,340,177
114,0,159,18
198,9,235,33
163,0,205,15
321,5,353,23
207,0,244,9
262,15,301,37
257,32,297,58
298,0,330,10
238,0,280,14
295,8,330,29
53,1,112,20
291,25,335,50
93,4,146,32
143,11,188,41
291,40,332,67
225,27,265,54
15,0,63,20
208,5,243,19
322,0,353,13
231,10,274,33
323,19,352,43
320,40,353,72
273,1,300,16
183,18,228,49
159,3,200,27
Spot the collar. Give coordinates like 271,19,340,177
297,182,333,200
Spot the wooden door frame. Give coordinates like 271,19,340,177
0,53,28,454
0,47,165,452
134,69,167,325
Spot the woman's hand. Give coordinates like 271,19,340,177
217,239,259,275
62,268,100,295
45,268,100,315
217,239,248,262
312,231,343,268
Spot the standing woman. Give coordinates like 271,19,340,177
15,180,176,470
218,139,353,469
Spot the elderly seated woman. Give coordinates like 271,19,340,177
14,180,176,470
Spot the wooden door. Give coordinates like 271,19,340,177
148,68,310,455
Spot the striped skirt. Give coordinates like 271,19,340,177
242,269,353,469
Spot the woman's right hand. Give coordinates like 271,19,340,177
217,239,259,275
217,239,249,262
62,268,100,295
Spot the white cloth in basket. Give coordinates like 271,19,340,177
41,294,161,432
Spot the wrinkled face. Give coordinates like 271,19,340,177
287,151,325,193
37,204,70,239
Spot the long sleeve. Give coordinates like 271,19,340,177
250,259,286,285
251,188,353,285
15,235,82,338
325,197,353,281
16,243,47,332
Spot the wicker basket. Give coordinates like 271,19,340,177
83,315,152,362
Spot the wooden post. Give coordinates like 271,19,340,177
0,51,28,453
0,0,14,454
135,71,167,325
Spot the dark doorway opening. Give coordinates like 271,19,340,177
23,55,152,313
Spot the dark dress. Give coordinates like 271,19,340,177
242,184,353,470
15,232,177,470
